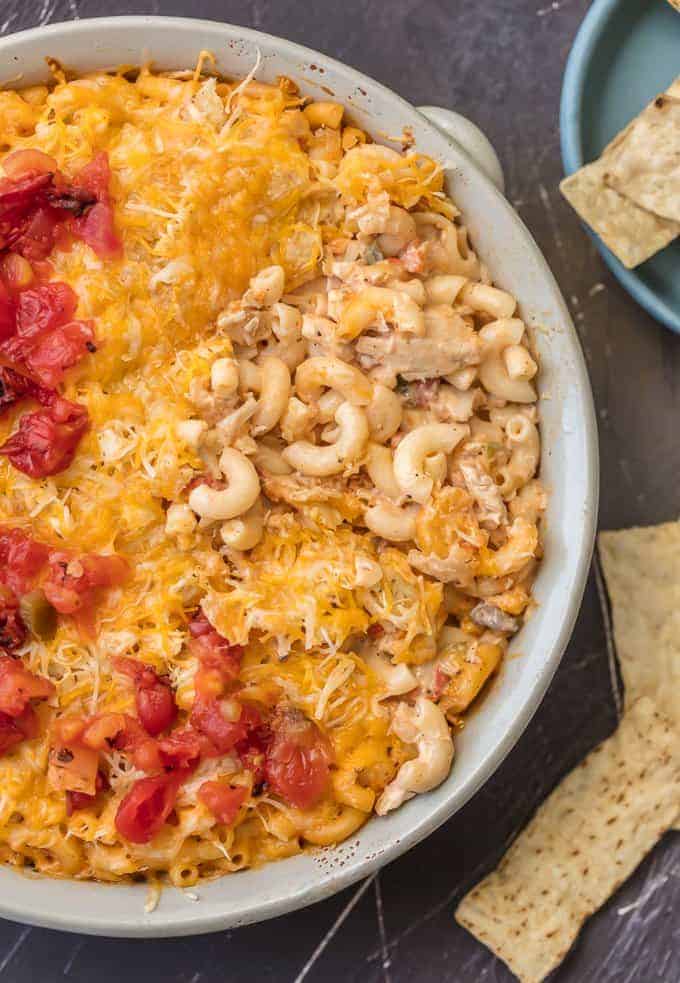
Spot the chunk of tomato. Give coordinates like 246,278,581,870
13,703,39,740
113,656,177,736
0,281,16,341
0,654,54,717
157,727,215,771
0,172,53,237
42,550,128,616
10,205,61,261
0,704,38,754
69,153,121,260
0,367,42,417
81,711,162,774
2,150,57,181
0,397,89,478
264,706,333,810
0,712,25,754
188,614,243,699
24,319,95,388
0,528,49,595
0,602,26,652
16,282,78,340
190,697,260,754
65,770,108,815
198,782,247,826
115,772,184,844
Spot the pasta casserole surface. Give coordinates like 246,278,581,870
0,60,545,887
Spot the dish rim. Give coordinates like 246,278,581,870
559,0,680,335
0,13,599,936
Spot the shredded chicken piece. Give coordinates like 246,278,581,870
469,602,518,634
459,458,507,530
408,544,477,588
356,317,479,380
262,473,365,519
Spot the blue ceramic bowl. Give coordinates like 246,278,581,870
560,0,680,334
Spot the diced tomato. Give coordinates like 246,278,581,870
0,712,25,754
0,172,53,232
188,614,243,699
46,188,97,217
0,283,91,391
198,782,247,825
190,697,260,754
235,715,271,785
80,711,126,750
112,717,162,773
0,703,38,754
69,154,121,260
42,550,128,616
66,790,93,814
24,319,95,388
115,772,184,844
113,656,177,736
0,281,16,341
13,703,39,740
0,528,50,595
15,282,78,340
2,150,57,180
0,367,44,417
157,727,214,771
264,706,333,810
0,601,26,652
0,702,38,752
0,654,54,716
66,770,108,815
0,368,36,417
72,154,110,200
187,614,215,638
136,681,176,737
72,201,120,259
0,253,34,292
0,169,61,261
0,397,89,477
0,152,121,263
10,206,62,262
81,711,162,774
51,714,87,747
238,740,267,785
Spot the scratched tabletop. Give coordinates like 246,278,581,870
0,0,678,980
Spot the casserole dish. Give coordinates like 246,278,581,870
0,15,598,936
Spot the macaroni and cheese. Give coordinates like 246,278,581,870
0,60,545,887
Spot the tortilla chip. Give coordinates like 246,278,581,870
598,523,680,729
455,697,679,983
666,0,680,12
560,158,678,268
602,94,680,222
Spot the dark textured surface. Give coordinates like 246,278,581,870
0,1,678,981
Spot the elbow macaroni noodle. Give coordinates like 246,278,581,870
0,61,545,888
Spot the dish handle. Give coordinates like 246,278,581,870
417,105,505,194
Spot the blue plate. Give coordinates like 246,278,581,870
560,0,680,334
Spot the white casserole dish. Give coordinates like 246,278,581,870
0,15,598,936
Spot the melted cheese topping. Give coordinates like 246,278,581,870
0,65,543,887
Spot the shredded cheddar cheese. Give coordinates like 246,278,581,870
0,61,545,888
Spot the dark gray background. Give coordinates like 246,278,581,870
0,1,678,981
